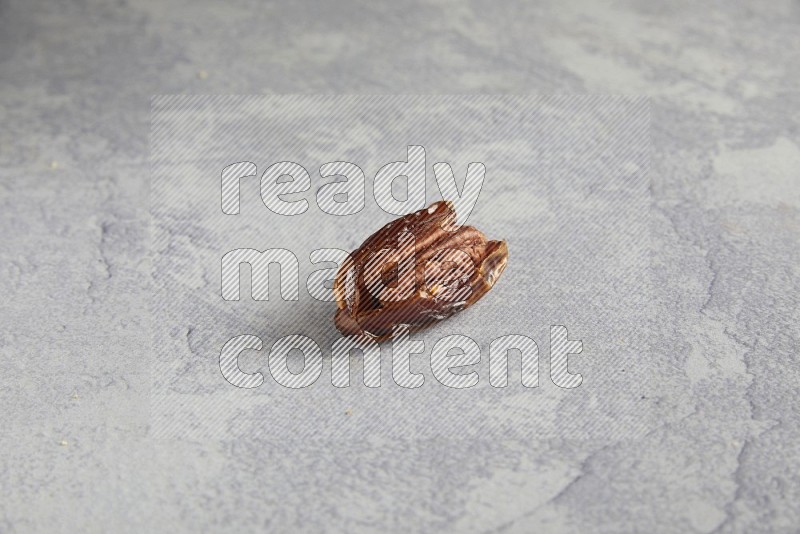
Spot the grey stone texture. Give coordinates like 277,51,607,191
1,0,798,532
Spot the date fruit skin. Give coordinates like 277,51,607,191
333,201,508,341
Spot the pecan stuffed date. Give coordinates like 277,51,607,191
333,201,508,340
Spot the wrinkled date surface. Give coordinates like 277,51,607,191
334,201,508,341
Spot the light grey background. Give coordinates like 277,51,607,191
151,95,650,442
1,1,798,532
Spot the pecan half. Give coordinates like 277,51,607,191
333,201,508,340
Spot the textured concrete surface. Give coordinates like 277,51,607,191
1,0,798,532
